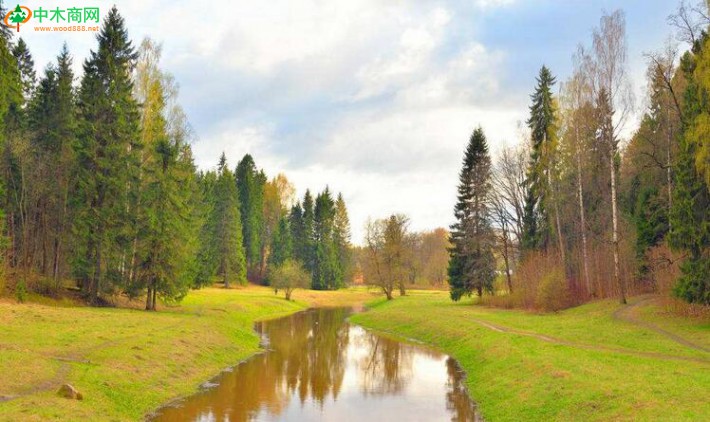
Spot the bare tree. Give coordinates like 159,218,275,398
668,0,710,45
562,46,595,296
592,10,634,304
363,215,410,300
491,144,528,293
644,41,682,225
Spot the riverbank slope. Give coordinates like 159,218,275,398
351,291,710,421
0,286,376,421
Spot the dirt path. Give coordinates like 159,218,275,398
465,312,710,365
612,295,709,353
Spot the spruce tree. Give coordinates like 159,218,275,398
301,189,315,274
669,45,710,305
194,170,219,286
448,127,496,300
235,154,264,279
333,193,352,284
132,39,199,309
268,216,292,273
312,188,338,289
522,66,557,252
28,45,76,284
11,38,35,105
214,154,246,287
73,6,140,303
289,202,305,264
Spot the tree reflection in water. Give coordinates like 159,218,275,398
152,308,479,422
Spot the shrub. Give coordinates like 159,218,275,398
535,268,570,312
15,279,27,303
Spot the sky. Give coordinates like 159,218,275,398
15,0,683,243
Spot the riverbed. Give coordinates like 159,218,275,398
152,308,479,421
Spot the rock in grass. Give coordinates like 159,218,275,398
57,384,83,400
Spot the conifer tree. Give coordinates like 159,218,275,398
448,127,496,300
235,154,265,279
194,170,219,286
132,38,199,309
213,154,246,287
301,189,315,273
333,193,352,283
312,188,339,289
289,202,305,264
73,6,140,303
268,216,292,272
669,44,710,305
28,45,76,284
11,38,35,105
522,66,559,253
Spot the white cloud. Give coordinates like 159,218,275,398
475,0,516,9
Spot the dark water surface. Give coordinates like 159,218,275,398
152,308,479,422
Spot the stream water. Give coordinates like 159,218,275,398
152,308,479,421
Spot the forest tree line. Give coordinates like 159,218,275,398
0,6,352,309
448,3,709,308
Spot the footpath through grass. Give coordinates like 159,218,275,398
0,286,376,421
350,291,710,422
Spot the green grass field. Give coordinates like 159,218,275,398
1,286,708,421
0,286,377,421
350,291,710,422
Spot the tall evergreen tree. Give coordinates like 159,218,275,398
312,188,339,290
522,66,558,252
11,38,35,105
448,127,496,300
132,38,199,309
669,43,710,305
301,189,315,274
268,216,292,273
28,45,76,283
289,202,305,264
194,170,219,287
73,6,141,303
213,154,246,287
333,193,352,284
235,154,264,279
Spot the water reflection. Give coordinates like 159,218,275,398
153,308,479,422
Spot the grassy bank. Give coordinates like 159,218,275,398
0,286,376,421
350,291,710,421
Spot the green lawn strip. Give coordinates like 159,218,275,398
351,294,710,422
0,288,307,421
393,293,708,360
635,303,710,350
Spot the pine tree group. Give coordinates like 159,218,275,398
0,6,354,309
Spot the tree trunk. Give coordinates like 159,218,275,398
545,134,566,269
610,147,626,304
502,224,513,293
223,260,230,289
92,237,102,305
145,286,153,310
666,108,673,229
575,125,591,296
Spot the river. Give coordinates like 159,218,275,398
152,307,479,421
